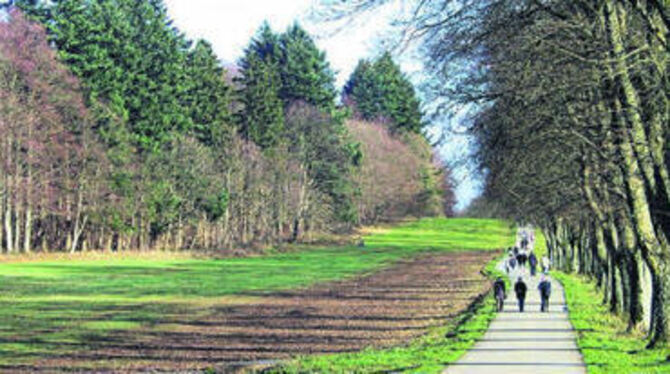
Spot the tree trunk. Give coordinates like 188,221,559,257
605,1,670,345
639,251,654,332
70,190,87,253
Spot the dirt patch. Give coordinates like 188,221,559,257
29,251,498,372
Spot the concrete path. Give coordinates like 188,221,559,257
444,264,586,374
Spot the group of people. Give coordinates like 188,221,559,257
494,227,553,313
493,275,552,313
506,248,549,276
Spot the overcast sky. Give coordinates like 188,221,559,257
163,0,481,210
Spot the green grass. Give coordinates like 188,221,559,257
274,256,507,373
533,229,548,259
366,218,513,251
554,272,670,373
0,218,514,367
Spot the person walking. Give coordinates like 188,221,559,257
508,255,517,271
529,252,538,276
514,277,527,312
541,255,550,273
538,276,552,312
493,277,506,312
516,252,527,273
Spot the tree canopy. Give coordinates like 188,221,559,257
344,52,423,133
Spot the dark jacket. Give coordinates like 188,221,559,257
539,280,552,297
529,253,538,267
514,280,527,299
494,279,506,299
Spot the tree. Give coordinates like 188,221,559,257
236,23,285,148
278,23,337,111
16,0,193,150
0,8,105,253
284,102,360,235
236,51,285,148
183,39,234,146
344,59,380,119
343,52,423,133
347,119,444,223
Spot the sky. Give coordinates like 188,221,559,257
163,0,481,210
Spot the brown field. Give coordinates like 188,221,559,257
9,250,497,373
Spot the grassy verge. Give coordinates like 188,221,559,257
0,218,513,366
554,272,670,373
533,229,548,259
271,256,507,373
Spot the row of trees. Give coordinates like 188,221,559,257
417,0,668,346
322,0,669,347
0,1,453,254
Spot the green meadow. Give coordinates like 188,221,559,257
0,218,514,367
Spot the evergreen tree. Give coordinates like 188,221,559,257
373,53,422,133
122,0,191,148
183,39,233,146
278,23,337,111
236,22,338,147
343,52,423,133
344,59,381,119
236,23,284,148
16,0,193,150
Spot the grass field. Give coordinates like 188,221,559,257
555,272,670,373
0,218,514,370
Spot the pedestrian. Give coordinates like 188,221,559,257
541,255,550,273
514,276,527,312
538,276,552,312
529,252,538,276
508,255,517,270
517,252,527,269
493,277,506,312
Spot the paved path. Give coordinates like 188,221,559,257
444,263,586,374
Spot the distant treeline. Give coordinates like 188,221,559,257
0,1,454,253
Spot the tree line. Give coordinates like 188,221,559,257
0,1,454,254
322,0,670,348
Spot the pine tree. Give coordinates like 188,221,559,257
373,52,422,133
183,39,233,146
237,51,284,148
344,59,381,119
122,0,192,149
17,0,193,150
236,23,284,148
343,52,423,133
278,23,337,111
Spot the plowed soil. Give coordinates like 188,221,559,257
12,250,497,372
